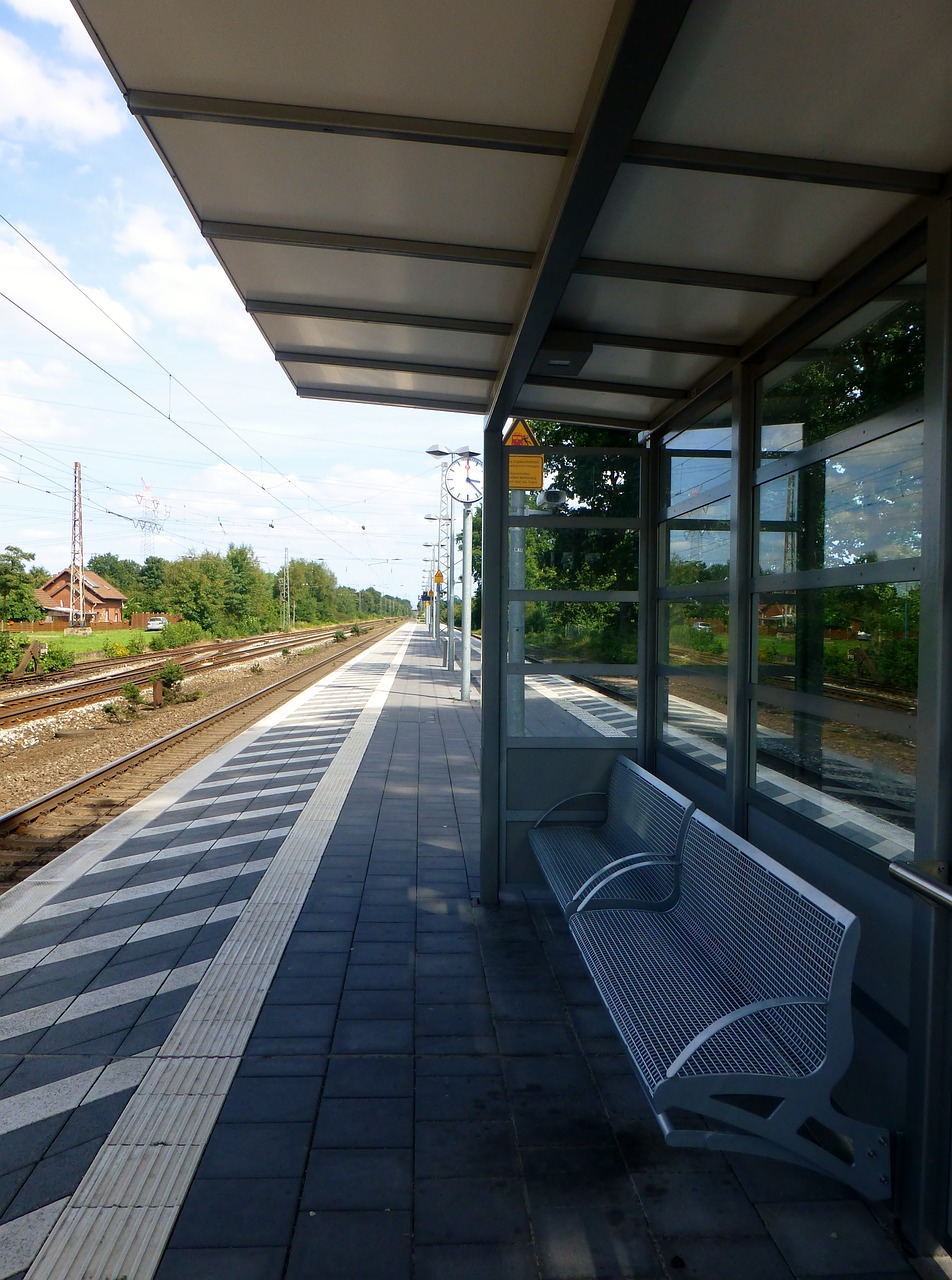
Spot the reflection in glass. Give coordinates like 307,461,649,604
664,404,733,507
754,700,915,852
509,672,638,738
660,598,729,667
517,527,638,593
515,601,638,665
759,274,924,458
532,451,640,518
757,425,922,572
660,676,728,771
755,584,919,708
664,498,731,584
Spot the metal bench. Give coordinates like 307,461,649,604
569,809,892,1199
528,757,695,916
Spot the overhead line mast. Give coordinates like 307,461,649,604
69,461,86,629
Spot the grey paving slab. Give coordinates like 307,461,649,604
284,1209,412,1280
760,1201,913,1276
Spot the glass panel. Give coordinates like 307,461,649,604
512,527,638,592
759,269,925,457
660,597,730,667
513,601,639,665
536,451,640,518
663,498,731,585
755,584,919,709
507,671,637,738
754,700,915,856
756,424,923,572
663,402,733,506
660,675,728,772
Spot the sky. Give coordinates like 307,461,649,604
0,0,479,606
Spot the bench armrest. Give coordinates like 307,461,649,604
570,851,680,915
533,791,608,828
665,995,827,1080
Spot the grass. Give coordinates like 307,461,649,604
14,630,152,655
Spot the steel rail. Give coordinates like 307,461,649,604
0,624,399,837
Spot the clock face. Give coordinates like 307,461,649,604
444,456,483,503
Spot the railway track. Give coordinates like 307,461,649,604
0,622,400,894
0,624,387,728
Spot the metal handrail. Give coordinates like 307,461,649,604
889,858,952,910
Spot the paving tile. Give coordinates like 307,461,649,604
332,1018,414,1053
0,1117,71,1178
312,1096,413,1148
285,1209,412,1280
337,988,414,1019
759,1201,913,1276
169,1177,300,1248
217,1076,323,1124
236,1054,327,1078
322,1055,414,1098
521,1144,635,1208
155,1247,287,1280
656,1235,795,1279
415,1119,520,1179
343,963,415,990
638,1166,770,1239
414,1175,530,1245
195,1122,312,1179
510,1089,615,1149
252,1004,337,1039
2,1135,103,1221
727,1153,854,1203
416,1003,493,1036
45,1091,135,1156
301,1146,412,1210
0,1166,31,1218
413,1242,539,1280
495,1021,578,1056
415,1073,509,1122
532,1202,665,1280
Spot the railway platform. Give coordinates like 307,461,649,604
0,625,933,1279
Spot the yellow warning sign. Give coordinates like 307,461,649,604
503,418,541,449
504,417,543,488
433,570,444,584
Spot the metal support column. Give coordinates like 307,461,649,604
479,425,504,906
726,366,756,834
900,202,952,1253
637,435,659,768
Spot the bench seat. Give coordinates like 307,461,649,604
568,808,892,1200
528,757,694,914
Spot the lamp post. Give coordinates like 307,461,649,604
425,445,457,669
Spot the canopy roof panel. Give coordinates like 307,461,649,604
74,0,952,430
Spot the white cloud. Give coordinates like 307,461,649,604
0,226,139,363
4,0,101,60
0,26,123,149
117,207,267,364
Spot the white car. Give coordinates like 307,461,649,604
146,616,168,631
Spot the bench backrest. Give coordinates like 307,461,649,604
676,810,856,1007
604,758,694,857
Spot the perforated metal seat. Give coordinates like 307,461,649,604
528,757,694,914
569,809,893,1200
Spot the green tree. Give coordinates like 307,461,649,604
164,551,230,632
87,553,142,596
0,546,43,623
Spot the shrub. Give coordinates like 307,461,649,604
126,634,147,656
121,682,145,711
158,661,185,692
334,631,346,643
250,661,262,674
163,620,206,648
350,623,361,635
0,634,31,677
41,644,75,672
102,641,129,659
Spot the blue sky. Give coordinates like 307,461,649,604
0,0,475,603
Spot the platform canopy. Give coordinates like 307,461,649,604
73,0,952,434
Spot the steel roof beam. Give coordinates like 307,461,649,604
130,89,942,195
295,385,485,413
210,221,809,295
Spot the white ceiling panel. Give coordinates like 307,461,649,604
256,316,507,369
514,385,669,423
581,346,719,392
636,0,952,170
214,241,528,322
77,0,613,130
286,362,493,401
557,276,788,347
148,120,563,250
587,166,910,280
